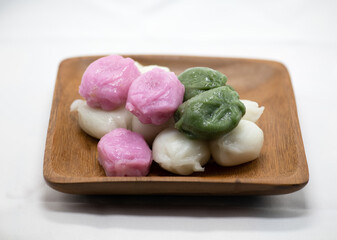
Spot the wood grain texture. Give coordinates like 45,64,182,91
43,55,309,195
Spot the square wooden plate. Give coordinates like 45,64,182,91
44,55,309,195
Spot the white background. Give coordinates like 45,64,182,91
1,0,337,239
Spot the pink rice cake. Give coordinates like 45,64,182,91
126,68,185,125
79,55,141,110
97,128,152,176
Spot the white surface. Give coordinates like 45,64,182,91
1,0,337,239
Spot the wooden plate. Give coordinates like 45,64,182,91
43,55,309,195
